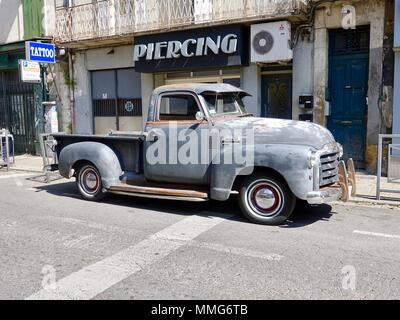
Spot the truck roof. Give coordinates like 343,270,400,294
153,83,251,96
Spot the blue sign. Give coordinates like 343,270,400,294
25,41,56,63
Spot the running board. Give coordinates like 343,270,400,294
108,184,209,202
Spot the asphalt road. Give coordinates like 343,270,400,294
0,170,399,300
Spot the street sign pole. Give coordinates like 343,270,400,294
23,41,56,154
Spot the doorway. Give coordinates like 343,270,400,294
327,27,370,168
0,70,36,154
91,68,142,134
261,73,292,119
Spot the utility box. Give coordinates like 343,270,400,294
43,101,59,134
299,95,314,109
299,113,313,122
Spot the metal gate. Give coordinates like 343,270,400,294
0,70,36,154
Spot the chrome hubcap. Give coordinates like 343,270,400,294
85,172,98,190
254,187,276,209
247,181,283,217
80,167,100,194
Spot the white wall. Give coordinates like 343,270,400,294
292,38,314,120
241,63,260,116
0,0,24,44
86,45,134,70
73,45,141,134
42,0,57,37
74,51,93,134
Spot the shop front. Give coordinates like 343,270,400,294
133,21,300,122
133,24,249,93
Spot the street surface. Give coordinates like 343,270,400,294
0,170,399,300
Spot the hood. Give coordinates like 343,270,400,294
218,117,335,150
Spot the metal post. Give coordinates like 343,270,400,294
39,133,50,183
388,144,392,183
377,134,383,200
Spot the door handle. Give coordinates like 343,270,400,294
146,129,163,143
341,121,352,125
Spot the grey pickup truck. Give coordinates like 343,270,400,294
44,83,356,225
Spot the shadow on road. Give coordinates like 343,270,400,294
36,182,333,227
281,201,334,228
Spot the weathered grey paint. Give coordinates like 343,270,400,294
58,141,122,188
210,117,334,200
55,84,341,204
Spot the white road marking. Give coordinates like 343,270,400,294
353,230,400,240
63,234,95,249
188,240,283,261
35,216,147,237
0,173,34,180
26,214,230,300
14,178,24,187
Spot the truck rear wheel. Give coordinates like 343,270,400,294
239,172,296,225
76,163,105,202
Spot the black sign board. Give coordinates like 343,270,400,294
133,24,249,73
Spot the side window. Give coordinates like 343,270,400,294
159,94,200,121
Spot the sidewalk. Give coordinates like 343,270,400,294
3,155,400,207
349,174,400,207
4,155,44,173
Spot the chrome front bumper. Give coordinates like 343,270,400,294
306,158,357,205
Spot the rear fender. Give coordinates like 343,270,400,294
58,142,122,189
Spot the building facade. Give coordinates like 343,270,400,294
54,0,394,173
0,0,56,154
393,0,400,141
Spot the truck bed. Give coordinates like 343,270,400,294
52,131,145,174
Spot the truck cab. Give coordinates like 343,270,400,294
47,83,356,226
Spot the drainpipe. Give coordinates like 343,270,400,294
68,49,76,133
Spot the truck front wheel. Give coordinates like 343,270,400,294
76,163,105,202
239,173,296,225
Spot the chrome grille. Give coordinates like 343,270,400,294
320,151,340,187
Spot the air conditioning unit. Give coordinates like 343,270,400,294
251,21,293,63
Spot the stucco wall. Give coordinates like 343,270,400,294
74,51,93,134
293,38,314,120
0,0,24,44
70,45,138,134
313,0,387,172
242,63,261,116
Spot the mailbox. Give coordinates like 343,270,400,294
299,113,313,122
299,95,314,109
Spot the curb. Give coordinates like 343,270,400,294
334,197,400,208
8,167,44,174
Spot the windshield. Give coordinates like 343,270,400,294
202,92,247,116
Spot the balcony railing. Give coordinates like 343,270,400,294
55,0,310,44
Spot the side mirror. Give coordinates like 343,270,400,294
195,111,206,122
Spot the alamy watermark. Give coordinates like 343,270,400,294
342,5,357,30
145,122,255,175
341,265,356,291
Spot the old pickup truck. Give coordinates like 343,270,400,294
43,83,356,225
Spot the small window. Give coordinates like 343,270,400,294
159,94,200,121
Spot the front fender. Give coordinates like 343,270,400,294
58,142,122,189
210,144,313,201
